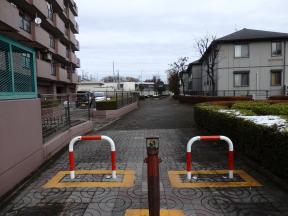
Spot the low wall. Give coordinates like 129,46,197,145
0,98,93,197
92,101,138,119
178,95,252,105
43,121,93,160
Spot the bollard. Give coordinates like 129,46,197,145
186,135,234,180
144,137,161,216
68,135,117,180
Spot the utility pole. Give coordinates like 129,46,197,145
113,61,115,84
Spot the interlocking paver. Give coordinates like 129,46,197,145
1,97,288,216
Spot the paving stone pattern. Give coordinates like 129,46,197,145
1,98,288,216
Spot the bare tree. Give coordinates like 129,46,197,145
167,69,180,96
167,57,189,95
196,35,219,95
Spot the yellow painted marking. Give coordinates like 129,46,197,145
125,209,184,216
168,170,262,188
43,170,135,188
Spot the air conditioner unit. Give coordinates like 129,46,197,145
43,52,52,61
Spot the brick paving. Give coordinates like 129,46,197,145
1,97,288,216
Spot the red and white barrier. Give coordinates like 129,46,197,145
68,135,116,180
186,136,234,180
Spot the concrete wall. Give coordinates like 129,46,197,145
0,99,43,197
0,99,93,197
92,102,138,119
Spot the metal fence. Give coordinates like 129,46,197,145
183,90,286,99
88,91,139,109
40,93,90,141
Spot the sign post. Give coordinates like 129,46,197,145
145,137,161,216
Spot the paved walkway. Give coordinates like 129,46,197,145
1,97,288,216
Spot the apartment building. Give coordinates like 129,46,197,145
0,0,80,97
186,29,288,97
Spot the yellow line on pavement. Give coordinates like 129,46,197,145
125,209,184,216
168,170,262,188
43,170,135,188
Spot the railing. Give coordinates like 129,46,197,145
40,94,90,141
86,91,139,109
183,90,286,99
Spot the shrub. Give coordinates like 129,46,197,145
232,101,288,115
41,100,60,108
194,106,288,181
178,95,252,105
96,100,118,110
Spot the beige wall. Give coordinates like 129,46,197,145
0,99,93,197
0,99,43,196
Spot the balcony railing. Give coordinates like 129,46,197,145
76,58,80,68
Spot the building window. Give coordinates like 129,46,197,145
234,71,249,87
47,2,53,21
51,63,56,75
49,34,55,48
22,53,31,69
272,42,282,57
271,70,282,86
234,44,249,58
19,14,31,33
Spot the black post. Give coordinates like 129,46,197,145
67,95,71,127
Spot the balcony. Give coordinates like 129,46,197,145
30,0,47,17
69,30,77,47
34,26,52,50
75,40,80,51
55,0,64,10
55,40,67,59
36,59,57,81
70,51,77,65
53,14,65,35
0,0,19,31
69,0,78,16
67,8,76,26
57,65,70,83
71,73,79,84
76,58,80,68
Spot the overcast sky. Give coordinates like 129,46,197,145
75,0,288,82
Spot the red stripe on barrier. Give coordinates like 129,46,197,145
69,152,75,171
200,136,221,141
228,151,234,170
186,152,192,171
81,136,102,141
111,151,116,170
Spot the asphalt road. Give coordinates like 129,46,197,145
1,97,288,216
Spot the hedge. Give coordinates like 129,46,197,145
178,95,252,105
41,100,60,108
96,100,118,110
194,106,288,181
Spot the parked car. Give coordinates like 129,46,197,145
93,92,106,102
76,91,91,108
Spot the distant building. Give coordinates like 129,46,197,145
184,29,288,98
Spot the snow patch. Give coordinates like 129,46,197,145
218,109,288,132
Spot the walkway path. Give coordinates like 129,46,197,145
1,97,288,216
